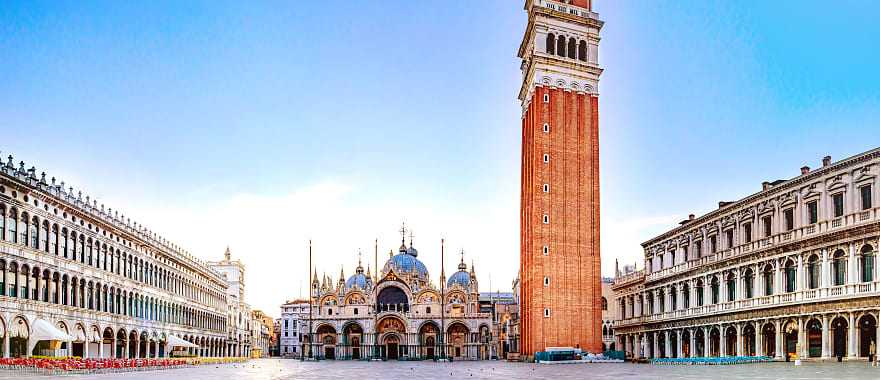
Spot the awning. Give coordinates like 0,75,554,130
166,335,199,348
28,319,76,354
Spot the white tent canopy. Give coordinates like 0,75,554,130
27,319,76,355
166,335,199,348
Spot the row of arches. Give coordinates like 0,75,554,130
545,33,589,62
305,317,491,361
623,312,879,360
622,244,876,318
0,202,225,309
0,258,225,332
0,315,227,358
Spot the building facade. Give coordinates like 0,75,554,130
208,248,252,358
518,0,604,357
279,299,310,358
0,154,232,358
301,229,493,361
601,277,617,351
613,150,880,362
250,309,271,358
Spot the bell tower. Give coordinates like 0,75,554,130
517,0,603,357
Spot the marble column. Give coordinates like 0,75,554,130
849,313,857,358
689,329,696,358
755,322,763,356
798,318,807,359
822,314,830,359
719,325,727,357
676,330,682,358
633,334,641,359
664,331,671,358
652,332,659,358
775,321,784,359
703,327,710,357
736,324,743,356
3,333,9,358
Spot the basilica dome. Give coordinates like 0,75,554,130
447,259,471,288
346,272,371,291
383,243,429,280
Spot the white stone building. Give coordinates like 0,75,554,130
279,300,310,358
208,248,252,357
613,149,880,361
0,153,232,358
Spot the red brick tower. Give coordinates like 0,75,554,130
517,0,603,357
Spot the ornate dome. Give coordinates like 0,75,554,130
345,273,371,291
447,270,470,288
383,243,429,280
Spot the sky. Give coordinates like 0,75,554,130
1,0,878,318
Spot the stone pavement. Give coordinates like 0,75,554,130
3,359,880,379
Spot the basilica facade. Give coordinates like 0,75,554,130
304,234,493,361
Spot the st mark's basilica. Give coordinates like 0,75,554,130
304,228,493,360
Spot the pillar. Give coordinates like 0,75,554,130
3,333,8,358
99,339,103,358
689,329,696,358
703,327,710,357
736,324,743,356
775,321,783,359
755,323,763,357
821,314,829,359
720,325,727,357
84,338,90,358
633,334,641,359
798,318,807,359
676,330,682,358
849,243,857,285
664,330,671,358
849,313,857,358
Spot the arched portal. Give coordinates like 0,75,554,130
783,320,798,360
9,317,28,358
669,331,678,358
418,321,439,360
832,316,848,358
742,324,756,357
762,323,776,357
377,316,406,360
709,327,720,357
316,324,337,360
376,286,409,313
102,327,114,359
115,329,127,358
681,330,691,358
447,322,469,359
806,319,822,358
725,326,737,357
342,322,363,360
859,314,877,357
694,329,705,357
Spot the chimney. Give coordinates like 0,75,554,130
822,156,832,167
689,214,695,221
800,166,810,175
762,181,770,191
718,201,733,209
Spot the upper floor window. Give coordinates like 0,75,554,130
784,208,794,231
762,216,772,237
743,223,752,243
694,241,702,258
807,255,820,289
832,193,844,218
725,274,736,302
743,270,754,299
726,230,734,249
543,94,550,103
543,154,550,163
861,185,873,210
601,297,607,311
861,245,875,283
709,236,717,254
832,249,847,286
543,123,550,133
546,33,556,55
807,200,819,224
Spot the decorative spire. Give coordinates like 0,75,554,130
366,264,371,278
340,265,345,280
458,249,467,271
356,250,364,274
399,222,407,252
224,246,231,261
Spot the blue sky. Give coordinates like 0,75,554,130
1,1,878,316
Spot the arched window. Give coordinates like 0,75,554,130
682,283,691,308
710,276,719,304
763,264,774,296
784,260,796,293
7,208,17,244
696,279,704,306
578,40,587,61
556,36,565,57
833,250,847,286
0,204,5,241
602,297,608,310
546,33,555,55
19,213,29,246
669,286,677,310
861,245,875,283
567,37,576,59
807,255,820,289
743,269,754,299
29,216,39,248
40,220,49,251
726,273,736,301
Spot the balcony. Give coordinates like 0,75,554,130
613,280,880,329
644,207,879,284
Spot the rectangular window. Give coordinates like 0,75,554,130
543,154,550,163
695,241,702,258
807,200,818,224
544,308,550,317
784,209,794,231
710,236,717,253
543,123,550,133
543,277,550,286
726,230,734,248
542,246,549,256
543,94,549,103
833,193,844,217
543,184,550,193
542,215,549,224
861,185,873,210
762,216,772,237
743,223,752,243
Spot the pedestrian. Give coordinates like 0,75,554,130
870,340,876,367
